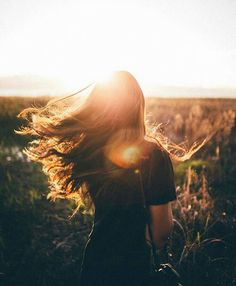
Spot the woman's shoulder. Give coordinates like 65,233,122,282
140,138,173,173
142,138,167,159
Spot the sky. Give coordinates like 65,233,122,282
0,0,236,95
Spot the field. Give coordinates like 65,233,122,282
0,96,235,286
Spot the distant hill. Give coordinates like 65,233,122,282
0,75,236,98
145,85,236,98
0,75,64,96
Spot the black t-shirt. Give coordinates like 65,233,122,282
87,140,176,245
89,141,177,208
143,142,177,205
80,141,177,285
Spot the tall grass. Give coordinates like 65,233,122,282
0,97,235,285
168,165,236,286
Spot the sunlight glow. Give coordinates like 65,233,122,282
95,71,114,86
0,0,236,94
58,68,117,93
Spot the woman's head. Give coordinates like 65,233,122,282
66,71,146,140
16,71,147,214
20,71,145,143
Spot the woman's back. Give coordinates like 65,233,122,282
79,140,177,286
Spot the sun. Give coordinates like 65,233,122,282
58,69,115,93
95,70,114,85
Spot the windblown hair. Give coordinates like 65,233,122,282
16,71,206,215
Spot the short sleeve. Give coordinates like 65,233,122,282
145,146,177,205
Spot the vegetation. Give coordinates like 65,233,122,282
0,96,235,286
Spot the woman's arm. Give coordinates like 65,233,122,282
146,202,174,249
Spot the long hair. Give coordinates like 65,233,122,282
16,71,206,215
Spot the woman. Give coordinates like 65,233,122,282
17,71,200,286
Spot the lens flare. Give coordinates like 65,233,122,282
104,129,144,169
105,143,142,169
122,146,140,165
